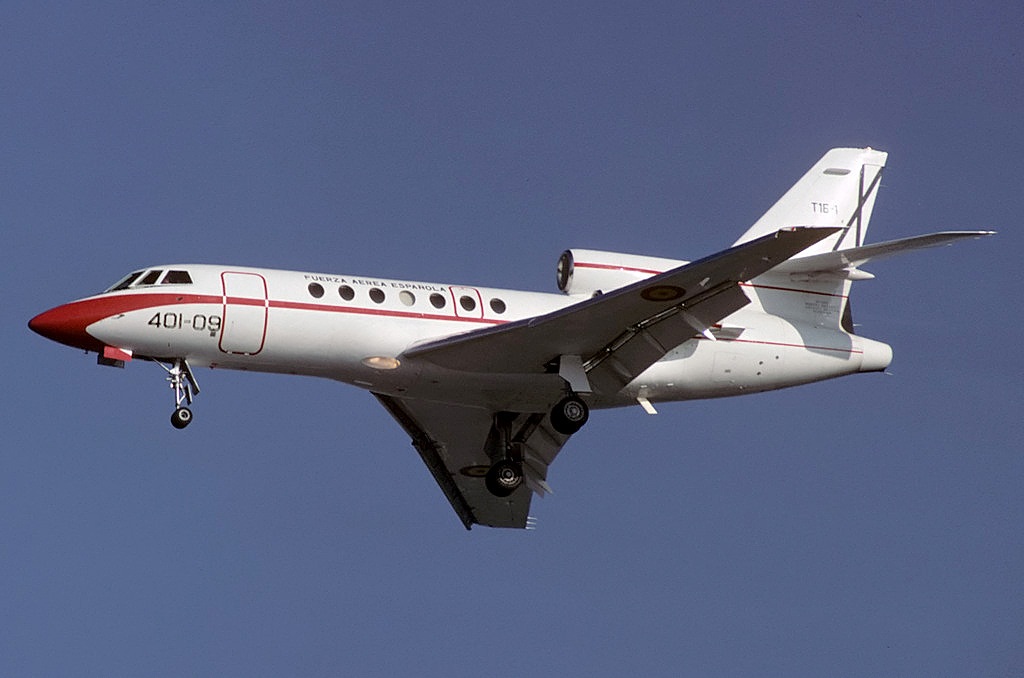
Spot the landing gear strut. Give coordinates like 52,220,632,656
157,358,200,429
484,412,525,498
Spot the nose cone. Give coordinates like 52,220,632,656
29,302,106,352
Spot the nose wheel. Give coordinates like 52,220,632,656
171,406,193,429
158,358,200,429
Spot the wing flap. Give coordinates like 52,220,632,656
585,282,750,393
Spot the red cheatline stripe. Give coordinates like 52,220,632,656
576,265,849,299
574,261,663,275
718,337,860,355
223,297,267,306
267,299,507,324
740,282,848,299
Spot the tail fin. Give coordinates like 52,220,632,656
733,147,888,257
736,147,885,332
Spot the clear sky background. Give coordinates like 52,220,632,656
3,3,1021,676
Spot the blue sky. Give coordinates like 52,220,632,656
3,3,1021,676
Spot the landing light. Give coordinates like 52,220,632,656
362,356,401,370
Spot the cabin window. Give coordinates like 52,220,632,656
429,293,446,309
162,270,192,285
338,285,355,301
459,295,476,312
369,288,385,304
308,282,325,298
399,290,415,306
489,298,506,314
139,270,163,286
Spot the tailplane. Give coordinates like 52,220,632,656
737,148,993,332
753,229,993,332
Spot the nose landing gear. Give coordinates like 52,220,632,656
157,358,200,429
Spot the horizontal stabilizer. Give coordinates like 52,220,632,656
772,231,995,275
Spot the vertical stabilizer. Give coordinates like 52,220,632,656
733,148,887,257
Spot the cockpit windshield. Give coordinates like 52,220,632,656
104,269,193,292
106,271,144,292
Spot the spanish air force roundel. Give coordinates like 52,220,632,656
640,285,685,302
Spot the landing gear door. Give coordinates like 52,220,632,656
219,271,268,355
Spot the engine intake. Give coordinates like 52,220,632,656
556,249,688,296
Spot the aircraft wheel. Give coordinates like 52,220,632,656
485,459,523,497
550,395,589,435
171,407,193,429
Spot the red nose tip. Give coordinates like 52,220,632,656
29,302,105,352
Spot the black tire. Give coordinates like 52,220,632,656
550,395,589,435
485,459,523,497
171,407,192,429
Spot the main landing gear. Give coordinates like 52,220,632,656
484,411,524,498
485,458,523,498
483,395,590,498
550,395,589,435
156,358,200,429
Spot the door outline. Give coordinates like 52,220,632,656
449,286,484,319
219,271,268,355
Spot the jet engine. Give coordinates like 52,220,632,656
556,249,687,297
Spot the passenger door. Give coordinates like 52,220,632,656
219,271,268,355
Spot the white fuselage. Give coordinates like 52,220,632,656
55,263,891,412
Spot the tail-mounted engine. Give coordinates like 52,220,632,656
556,249,687,297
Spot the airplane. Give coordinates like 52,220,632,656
29,148,992,529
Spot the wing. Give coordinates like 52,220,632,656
404,227,839,393
375,394,570,529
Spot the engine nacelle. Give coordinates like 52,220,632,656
556,249,689,296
